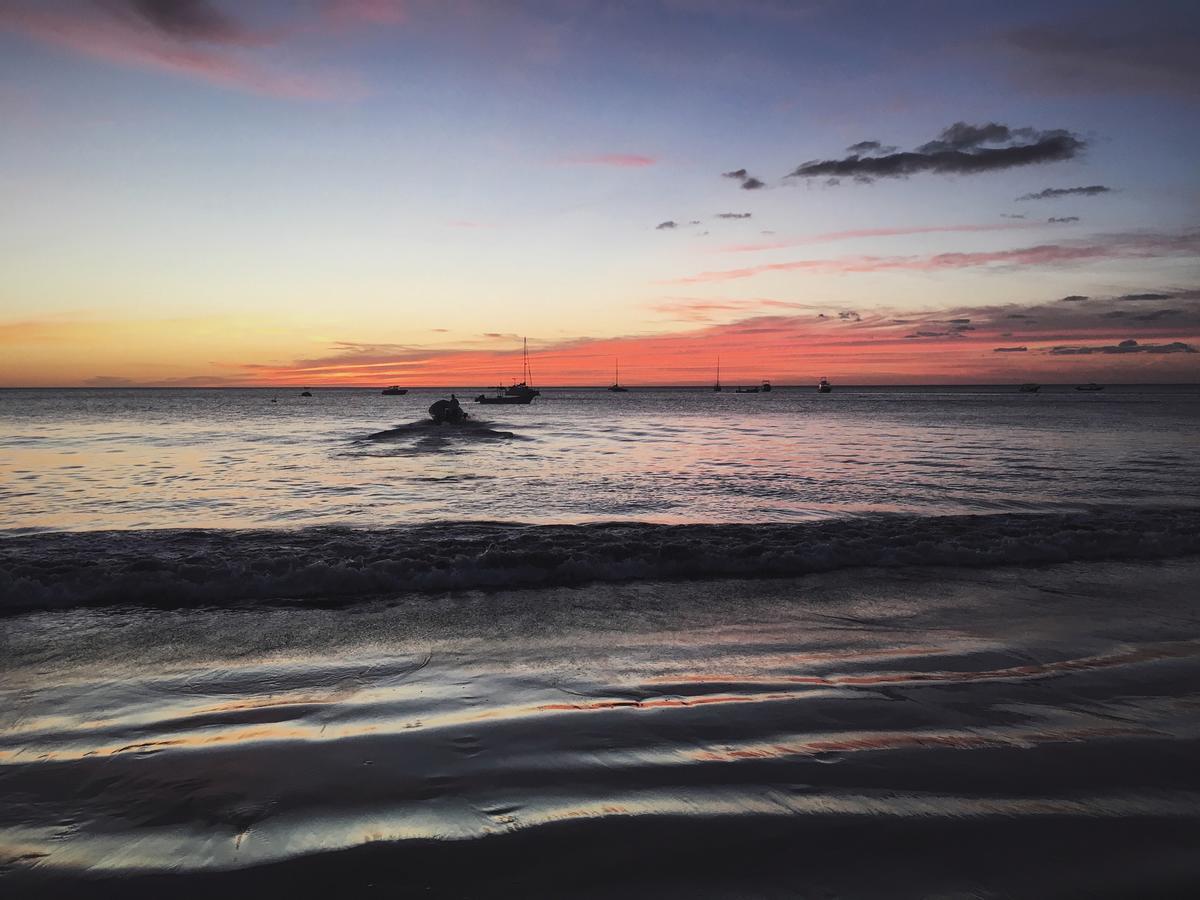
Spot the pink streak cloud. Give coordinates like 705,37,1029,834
675,231,1200,284
720,222,1036,253
0,6,362,100
324,0,408,26
562,154,658,167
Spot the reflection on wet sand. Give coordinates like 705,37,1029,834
3,560,1200,896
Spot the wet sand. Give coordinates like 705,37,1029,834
3,558,1200,897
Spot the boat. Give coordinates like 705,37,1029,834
608,358,629,392
300,390,313,397
429,396,469,423
734,385,760,394
713,357,722,393
1075,383,1104,392
1019,383,1041,393
817,378,832,393
381,386,408,396
760,380,772,393
476,338,540,404
475,393,535,405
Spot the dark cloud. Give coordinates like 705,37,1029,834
723,169,766,190
124,0,241,41
716,212,752,219
1060,295,1089,302
656,220,678,230
993,346,1028,352
1118,292,1171,301
1049,216,1080,223
1050,339,1197,355
846,140,897,155
1104,308,1182,322
1018,185,1111,201
1005,12,1200,97
1006,314,1033,319
788,122,1085,183
838,310,861,322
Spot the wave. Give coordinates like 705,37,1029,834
2,507,1199,614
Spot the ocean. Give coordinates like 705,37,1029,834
3,385,1200,897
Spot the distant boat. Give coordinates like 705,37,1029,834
817,378,832,393
477,338,540,404
734,384,760,394
608,358,629,392
1019,383,1041,393
1075,383,1104,392
760,380,772,393
300,390,313,397
381,386,408,396
475,393,535,405
713,357,722,392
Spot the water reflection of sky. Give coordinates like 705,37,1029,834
1,387,1199,530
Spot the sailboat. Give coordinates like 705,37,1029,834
476,338,541,404
713,357,722,392
608,358,629,392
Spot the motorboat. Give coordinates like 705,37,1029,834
1075,383,1104,392
429,397,469,423
381,386,408,396
1019,383,1040,393
300,390,313,397
817,378,832,393
475,393,535,405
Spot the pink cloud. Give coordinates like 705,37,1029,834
675,231,1200,283
719,222,1035,253
563,154,658,167
324,0,408,26
0,6,363,100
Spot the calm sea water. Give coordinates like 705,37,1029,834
2,385,1199,531
5,385,1200,897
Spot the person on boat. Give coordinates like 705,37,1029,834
428,395,467,424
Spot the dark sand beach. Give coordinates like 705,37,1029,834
5,549,1200,897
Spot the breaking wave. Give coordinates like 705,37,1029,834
3,507,1199,613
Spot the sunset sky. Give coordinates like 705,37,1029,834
1,0,1198,386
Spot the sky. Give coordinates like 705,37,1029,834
1,0,1198,386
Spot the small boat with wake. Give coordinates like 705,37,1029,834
1075,383,1104,392
381,386,408,396
428,395,469,424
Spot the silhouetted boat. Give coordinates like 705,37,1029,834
477,338,540,404
608,358,629,392
300,390,313,397
1075,383,1104,392
381,386,408,396
475,393,535,405
817,378,832,393
735,380,771,394
1019,383,1040,393
713,357,722,392
761,380,771,393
